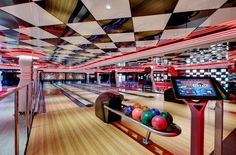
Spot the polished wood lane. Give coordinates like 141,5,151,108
26,85,153,155
45,95,78,112
61,84,98,103
61,83,236,155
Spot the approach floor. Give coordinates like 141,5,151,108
26,84,153,155
27,83,236,155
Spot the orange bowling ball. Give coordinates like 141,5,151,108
133,103,141,108
132,108,144,121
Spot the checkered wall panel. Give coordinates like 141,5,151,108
184,68,229,90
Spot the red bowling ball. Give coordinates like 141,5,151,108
151,115,168,131
132,108,144,121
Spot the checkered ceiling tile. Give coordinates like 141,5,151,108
58,44,82,51
119,47,137,53
0,0,235,66
157,42,230,65
94,42,117,49
123,41,234,66
0,35,16,42
67,21,106,35
136,40,159,47
14,27,57,39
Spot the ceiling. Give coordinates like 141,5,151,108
102,41,235,67
0,0,236,67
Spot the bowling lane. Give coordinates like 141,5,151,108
60,84,152,106
64,83,236,115
65,83,158,103
44,84,78,112
61,83,176,112
60,83,236,155
27,84,153,155
60,84,98,103
43,83,62,96
80,83,157,98
63,83,236,129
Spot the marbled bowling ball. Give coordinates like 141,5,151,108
123,106,134,116
141,111,153,126
141,106,150,112
160,112,173,125
149,108,160,117
133,103,141,109
132,108,144,121
151,115,168,131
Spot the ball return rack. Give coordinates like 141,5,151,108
104,105,181,144
95,91,181,145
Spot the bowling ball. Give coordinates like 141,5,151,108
151,115,168,131
123,106,134,116
141,106,150,112
160,112,173,125
133,103,141,109
149,108,160,117
132,108,144,121
141,111,153,126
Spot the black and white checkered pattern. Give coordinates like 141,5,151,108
0,0,235,65
168,42,230,65
184,68,229,90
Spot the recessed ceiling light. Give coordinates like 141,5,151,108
106,4,111,9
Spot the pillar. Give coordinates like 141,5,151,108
150,67,156,92
97,72,101,84
18,56,33,113
86,73,90,83
115,70,119,87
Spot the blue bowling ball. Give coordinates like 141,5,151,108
123,106,134,116
149,108,160,117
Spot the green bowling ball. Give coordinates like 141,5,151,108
160,112,173,125
141,111,153,126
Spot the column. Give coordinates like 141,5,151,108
115,70,119,87
97,72,101,84
86,73,90,83
150,67,156,92
18,56,33,113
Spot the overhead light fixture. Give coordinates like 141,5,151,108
106,4,111,9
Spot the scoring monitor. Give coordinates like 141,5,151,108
171,77,222,100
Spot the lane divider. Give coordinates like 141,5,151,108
53,84,93,107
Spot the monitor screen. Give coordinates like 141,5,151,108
171,77,222,100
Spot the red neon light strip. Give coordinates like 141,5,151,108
77,28,236,69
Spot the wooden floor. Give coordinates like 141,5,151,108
26,85,153,155
26,84,236,155
58,84,236,155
